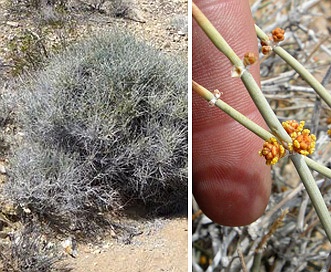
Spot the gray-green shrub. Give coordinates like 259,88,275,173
0,223,71,272
3,30,187,234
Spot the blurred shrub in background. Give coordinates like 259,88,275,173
0,223,71,272
2,29,187,235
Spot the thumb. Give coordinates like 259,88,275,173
193,0,271,226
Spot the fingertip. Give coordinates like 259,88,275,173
193,153,271,226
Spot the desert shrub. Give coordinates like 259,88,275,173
3,29,187,234
0,91,17,155
8,0,66,10
0,92,13,128
5,142,121,233
7,29,49,76
0,223,71,272
108,0,135,17
8,0,135,15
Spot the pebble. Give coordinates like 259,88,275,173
0,164,6,174
6,21,19,28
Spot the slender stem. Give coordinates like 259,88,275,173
291,154,331,241
192,2,291,144
240,72,291,143
304,157,331,179
254,24,269,42
193,80,331,179
192,2,242,67
251,252,262,272
311,65,331,135
193,80,274,140
255,24,331,108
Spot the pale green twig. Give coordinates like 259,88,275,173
240,72,291,143
255,24,331,108
192,80,273,140
304,157,331,179
291,154,331,241
192,3,242,67
192,80,331,179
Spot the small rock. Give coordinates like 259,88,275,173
102,243,110,249
173,35,180,42
6,21,19,28
22,206,31,214
92,248,102,254
62,237,78,258
110,229,116,238
0,164,6,174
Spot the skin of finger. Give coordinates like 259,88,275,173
193,0,271,226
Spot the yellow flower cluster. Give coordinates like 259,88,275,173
261,27,285,55
271,27,285,42
282,120,305,135
259,120,316,165
259,137,285,165
282,120,316,156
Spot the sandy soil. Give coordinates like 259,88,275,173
68,218,188,272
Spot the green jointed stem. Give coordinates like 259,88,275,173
254,24,270,41
304,157,331,179
291,154,331,242
255,24,331,108
192,3,242,67
192,80,273,140
193,80,331,179
240,72,291,142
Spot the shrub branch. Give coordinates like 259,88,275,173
255,24,331,108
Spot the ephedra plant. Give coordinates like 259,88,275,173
192,2,331,271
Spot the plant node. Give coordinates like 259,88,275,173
208,89,223,107
260,27,285,55
231,65,245,78
260,40,272,55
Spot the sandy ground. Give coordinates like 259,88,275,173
67,218,188,272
